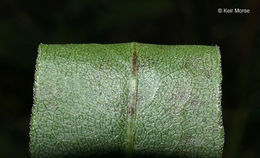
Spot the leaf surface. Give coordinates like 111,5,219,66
30,43,224,158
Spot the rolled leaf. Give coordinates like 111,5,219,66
30,43,224,158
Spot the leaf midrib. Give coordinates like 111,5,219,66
125,42,138,157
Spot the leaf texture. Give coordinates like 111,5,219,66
30,43,224,158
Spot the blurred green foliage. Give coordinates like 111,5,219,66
0,0,259,158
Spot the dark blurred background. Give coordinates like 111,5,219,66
0,0,259,157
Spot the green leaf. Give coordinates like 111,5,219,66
30,43,224,158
